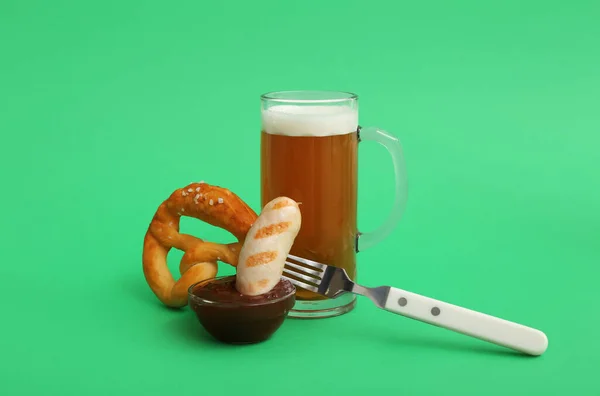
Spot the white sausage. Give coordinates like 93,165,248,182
235,197,301,296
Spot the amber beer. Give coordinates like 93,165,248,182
260,104,359,303
261,131,358,300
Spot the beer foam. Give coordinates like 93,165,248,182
262,105,358,137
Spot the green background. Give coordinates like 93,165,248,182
1,0,599,394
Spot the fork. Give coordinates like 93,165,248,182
283,254,548,356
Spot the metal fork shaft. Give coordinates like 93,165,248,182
350,284,390,309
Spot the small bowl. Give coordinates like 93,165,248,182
188,275,296,344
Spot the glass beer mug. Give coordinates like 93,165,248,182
260,91,407,318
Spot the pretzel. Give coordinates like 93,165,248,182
142,182,258,307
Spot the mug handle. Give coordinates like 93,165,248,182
356,125,408,252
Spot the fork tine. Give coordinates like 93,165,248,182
282,269,322,287
281,276,319,293
284,261,323,278
287,254,327,271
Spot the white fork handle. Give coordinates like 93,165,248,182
384,287,548,356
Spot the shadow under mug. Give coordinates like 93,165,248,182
260,90,407,319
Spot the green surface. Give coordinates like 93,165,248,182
1,0,599,394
